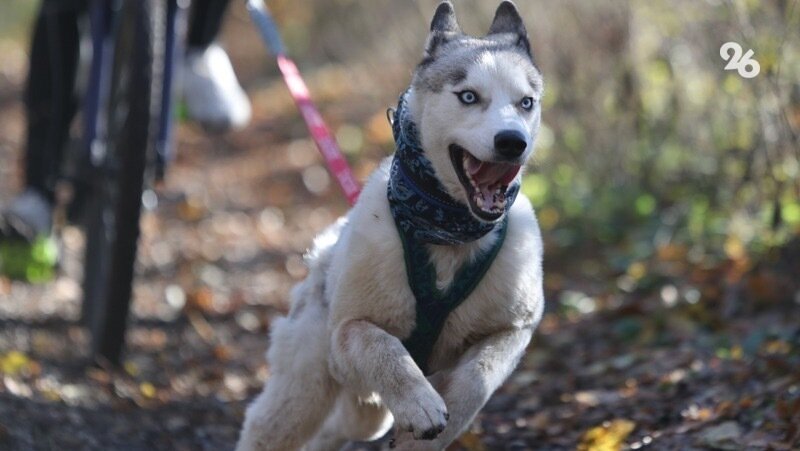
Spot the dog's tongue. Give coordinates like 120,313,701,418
462,152,521,213
467,159,521,187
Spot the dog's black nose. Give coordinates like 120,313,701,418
494,130,527,159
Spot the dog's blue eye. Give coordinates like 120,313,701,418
457,90,479,105
520,97,534,110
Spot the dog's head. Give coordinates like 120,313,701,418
407,1,543,222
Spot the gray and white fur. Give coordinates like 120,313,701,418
236,2,544,450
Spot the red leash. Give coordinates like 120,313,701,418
247,0,361,205
276,56,361,205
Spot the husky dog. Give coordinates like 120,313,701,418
237,1,544,450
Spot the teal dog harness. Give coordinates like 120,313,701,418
386,92,518,374
396,217,508,374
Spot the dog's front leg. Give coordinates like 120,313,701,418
331,319,449,440
392,327,533,450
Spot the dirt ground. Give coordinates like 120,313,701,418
1,11,799,451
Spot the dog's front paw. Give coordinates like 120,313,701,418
391,388,449,440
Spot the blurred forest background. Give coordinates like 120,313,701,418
0,0,798,449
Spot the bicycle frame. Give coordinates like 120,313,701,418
156,0,188,178
82,0,187,181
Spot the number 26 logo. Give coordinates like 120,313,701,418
720,42,760,79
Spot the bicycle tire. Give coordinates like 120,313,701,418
82,0,165,365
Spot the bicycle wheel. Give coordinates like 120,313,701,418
82,0,165,365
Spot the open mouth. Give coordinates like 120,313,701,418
449,144,522,221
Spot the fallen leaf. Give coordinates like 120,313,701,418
140,382,157,399
453,431,486,451
177,196,207,222
213,345,232,361
0,350,31,375
578,419,636,451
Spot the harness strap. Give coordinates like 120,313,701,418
397,216,509,374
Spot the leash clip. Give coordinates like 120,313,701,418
386,107,396,126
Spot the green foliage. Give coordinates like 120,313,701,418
519,0,799,270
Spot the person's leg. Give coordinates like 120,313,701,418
187,0,230,49
182,0,251,132
1,1,85,240
25,1,83,203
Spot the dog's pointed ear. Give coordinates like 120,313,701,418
488,1,525,35
487,1,531,57
424,1,461,56
430,1,460,34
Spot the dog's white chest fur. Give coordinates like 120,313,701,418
323,160,544,370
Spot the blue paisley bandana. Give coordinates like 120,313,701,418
386,91,520,245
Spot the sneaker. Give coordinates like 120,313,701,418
182,43,252,132
0,189,57,282
0,188,53,242
0,235,58,282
